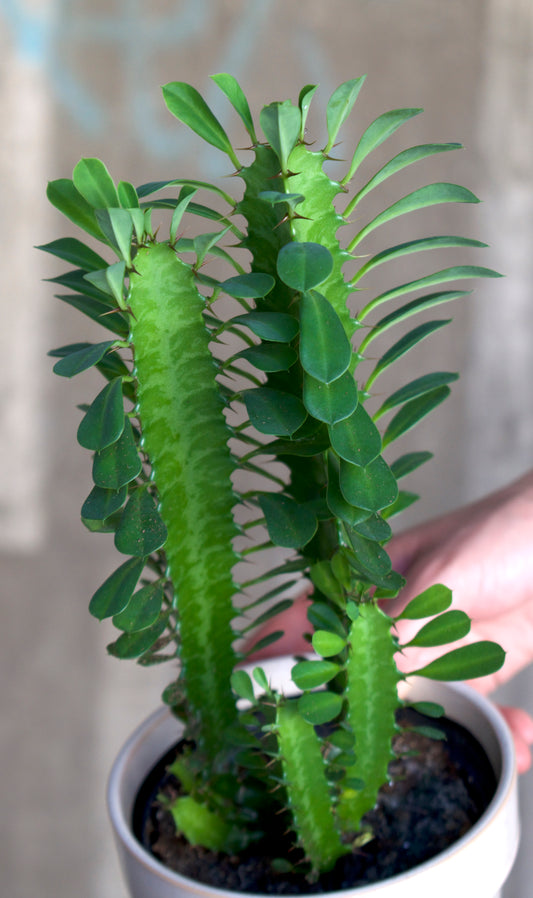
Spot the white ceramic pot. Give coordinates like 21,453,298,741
108,657,519,898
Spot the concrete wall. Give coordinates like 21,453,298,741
1,1,532,896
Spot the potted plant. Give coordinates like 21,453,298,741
42,75,518,897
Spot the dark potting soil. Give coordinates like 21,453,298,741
133,710,497,894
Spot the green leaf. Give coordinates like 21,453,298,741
112,581,164,632
231,670,256,702
329,404,381,467
118,180,139,208
374,372,459,419
89,557,145,620
221,273,275,299
162,82,240,168
303,371,358,425
46,179,105,241
298,84,318,138
114,489,168,557
351,514,392,543
105,260,128,308
211,72,257,142
259,100,301,171
277,243,333,292
92,418,142,489
343,108,422,184
237,343,297,372
325,77,366,152
252,666,270,691
81,484,128,521
312,630,347,658
291,660,341,690
308,602,346,638
366,320,451,390
352,236,489,283
382,490,419,519
397,584,453,620
48,268,114,301
53,340,116,377
252,598,294,628
326,455,370,528
346,529,392,578
107,615,167,659
169,186,198,244
350,183,480,251
193,228,231,266
77,378,125,450
259,190,305,209
339,455,398,513
310,561,345,608
297,691,344,725
390,451,433,480
232,311,299,342
360,291,470,349
258,493,317,548
37,237,108,271
107,209,134,266
410,641,505,681
382,387,450,448
346,143,462,212
405,610,471,648
299,290,351,382
409,701,445,718
73,158,119,208
56,293,129,337
244,388,307,436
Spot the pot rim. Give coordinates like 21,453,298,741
107,672,518,897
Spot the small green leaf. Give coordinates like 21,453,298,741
107,209,134,267
107,615,167,659
162,82,240,168
259,190,305,209
298,84,318,138
81,484,127,521
118,180,139,208
410,641,505,681
114,489,168,557
244,388,307,436
303,371,358,425
405,610,471,648
310,561,345,608
252,666,270,691
390,452,433,480
105,260,127,308
291,660,341,690
260,100,301,171
351,514,392,543
343,108,422,183
77,378,125,451
277,243,333,293
211,72,257,142
46,178,105,241
326,77,366,152
169,186,198,244
232,311,299,342
375,372,459,419
407,725,447,741
308,602,345,638
231,670,256,702
37,237,108,270
312,630,347,658
237,343,297,372
92,418,142,489
252,598,294,629
73,158,119,209
112,581,164,632
89,557,145,620
53,340,116,377
346,529,392,578
366,320,451,390
326,455,370,528
382,387,450,448
298,691,344,725
49,268,114,301
339,455,398,513
397,584,453,620
259,493,317,548
409,701,445,718
221,273,275,299
300,290,351,383
329,404,381,467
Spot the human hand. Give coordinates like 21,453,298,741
387,469,533,772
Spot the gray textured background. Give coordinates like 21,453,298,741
1,1,532,896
